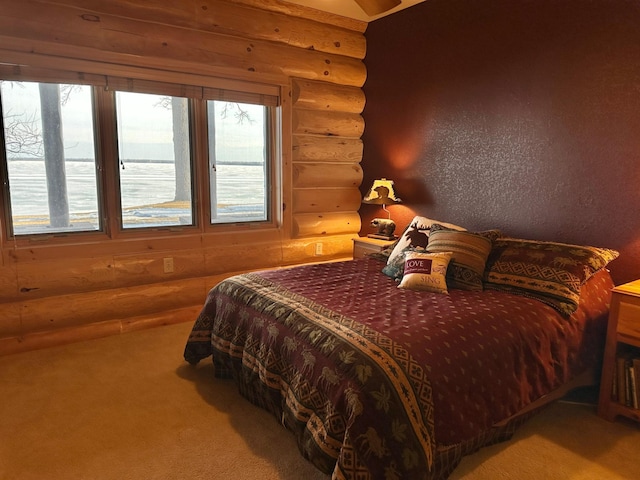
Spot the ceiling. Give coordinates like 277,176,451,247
282,0,426,22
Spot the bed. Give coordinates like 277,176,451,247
184,216,618,480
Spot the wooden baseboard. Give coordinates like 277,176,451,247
0,305,201,357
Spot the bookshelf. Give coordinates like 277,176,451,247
598,279,640,423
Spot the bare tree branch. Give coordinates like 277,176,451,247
3,109,43,157
59,84,83,106
220,102,255,125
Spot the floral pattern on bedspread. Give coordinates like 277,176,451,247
184,258,613,480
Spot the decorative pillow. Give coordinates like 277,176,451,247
387,216,465,267
381,245,426,280
426,224,501,291
484,238,619,316
398,251,453,294
367,239,400,263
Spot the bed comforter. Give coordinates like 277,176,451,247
184,257,613,480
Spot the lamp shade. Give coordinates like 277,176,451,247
362,178,401,205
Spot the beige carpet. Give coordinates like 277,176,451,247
1,322,639,480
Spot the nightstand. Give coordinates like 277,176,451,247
598,279,640,423
352,237,396,259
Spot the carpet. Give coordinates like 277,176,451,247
1,322,638,480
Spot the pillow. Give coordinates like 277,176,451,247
367,239,400,263
484,238,619,316
426,224,501,291
397,251,453,294
387,216,465,266
381,245,426,280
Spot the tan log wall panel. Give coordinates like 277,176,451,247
47,0,367,58
0,265,18,301
293,212,362,238
292,79,366,112
292,188,362,213
291,77,364,238
0,1,367,87
293,163,364,188
0,0,367,354
293,135,364,163
292,109,365,137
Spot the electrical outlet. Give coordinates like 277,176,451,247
315,243,323,256
163,257,174,273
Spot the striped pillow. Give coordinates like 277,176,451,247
386,216,465,267
426,224,501,291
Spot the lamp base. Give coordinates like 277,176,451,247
369,218,397,240
367,233,396,241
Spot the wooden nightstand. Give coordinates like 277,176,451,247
598,279,640,423
352,237,396,259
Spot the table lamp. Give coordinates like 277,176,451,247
362,178,402,240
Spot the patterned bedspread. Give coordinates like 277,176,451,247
184,258,613,480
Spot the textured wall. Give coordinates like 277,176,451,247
362,0,640,284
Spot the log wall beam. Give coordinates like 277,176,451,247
45,0,367,59
289,74,366,239
292,188,362,213
292,109,365,137
0,0,366,351
292,78,366,113
0,1,367,87
293,212,361,237
0,305,201,356
292,135,364,163
293,163,363,189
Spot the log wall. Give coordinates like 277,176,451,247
0,0,367,354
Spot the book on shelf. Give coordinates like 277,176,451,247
631,365,638,409
634,358,640,409
616,355,628,406
612,351,640,409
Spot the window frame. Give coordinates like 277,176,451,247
0,62,283,247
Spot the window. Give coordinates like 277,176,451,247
207,100,269,224
1,80,100,235
0,68,280,240
115,91,193,229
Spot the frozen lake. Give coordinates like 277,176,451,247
7,159,266,234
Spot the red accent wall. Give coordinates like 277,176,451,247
361,0,640,284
